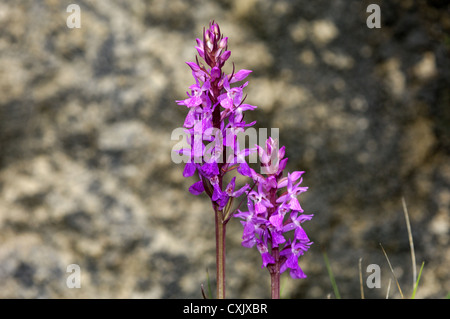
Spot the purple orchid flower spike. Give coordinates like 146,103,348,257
233,136,313,298
175,21,262,299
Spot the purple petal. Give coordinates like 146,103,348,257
280,261,288,274
261,252,275,268
278,146,286,159
185,61,200,72
292,212,313,222
269,213,284,231
294,186,308,196
183,163,196,177
175,99,186,106
217,196,229,210
286,252,298,269
222,75,231,91
254,202,267,215
238,103,257,112
200,162,219,178
219,37,228,49
290,266,306,279
290,171,305,183
233,183,250,198
289,197,303,211
277,158,288,175
294,227,308,241
271,230,286,246
282,221,295,233
242,237,257,248
186,96,202,108
279,240,293,257
211,66,221,81
196,47,204,58
218,96,233,109
243,221,255,238
265,176,278,189
234,209,250,220
277,177,288,189
189,180,205,195
237,162,252,177
230,69,252,83
183,109,195,128
226,176,236,191
220,50,231,63
276,194,289,204
195,38,203,48
211,183,223,201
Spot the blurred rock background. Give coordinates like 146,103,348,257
0,0,448,298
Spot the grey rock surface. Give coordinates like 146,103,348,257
0,0,449,298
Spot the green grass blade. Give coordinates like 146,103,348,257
411,261,425,299
323,251,341,299
201,268,213,299
206,268,213,299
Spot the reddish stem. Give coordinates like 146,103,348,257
269,248,281,299
268,176,281,299
215,208,226,299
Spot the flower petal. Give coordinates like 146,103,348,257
230,69,252,83
189,180,205,195
269,213,284,231
290,266,306,279
289,197,303,211
183,163,196,177
233,183,250,198
237,162,252,177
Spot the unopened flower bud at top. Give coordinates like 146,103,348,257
212,22,220,37
204,29,213,51
201,21,230,68
219,37,228,50
219,50,231,67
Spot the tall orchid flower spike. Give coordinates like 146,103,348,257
174,21,258,299
234,137,313,298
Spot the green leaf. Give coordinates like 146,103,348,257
323,251,341,299
411,261,425,299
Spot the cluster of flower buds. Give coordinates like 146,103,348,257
195,22,230,69
234,137,313,279
176,21,257,213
